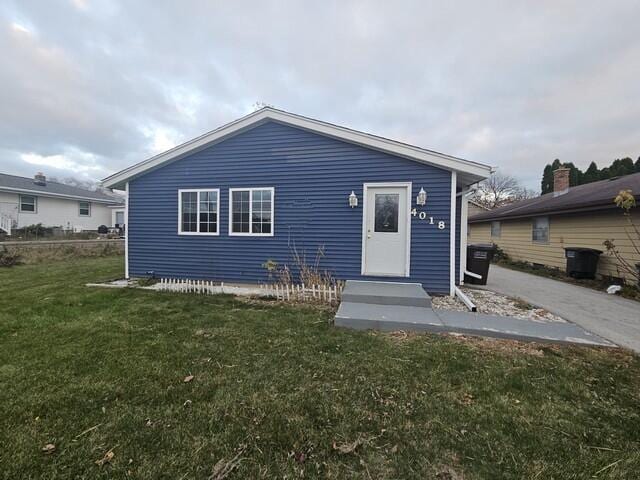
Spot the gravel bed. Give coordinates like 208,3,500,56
432,287,566,323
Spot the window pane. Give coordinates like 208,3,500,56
181,192,197,232
79,201,90,216
20,195,36,212
532,217,549,243
198,191,217,233
231,190,250,233
251,188,273,235
491,221,500,237
374,194,399,232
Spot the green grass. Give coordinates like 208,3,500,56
1,257,639,479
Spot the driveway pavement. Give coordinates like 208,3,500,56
477,265,640,352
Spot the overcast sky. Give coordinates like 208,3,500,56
1,0,639,190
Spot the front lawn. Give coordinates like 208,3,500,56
1,257,639,479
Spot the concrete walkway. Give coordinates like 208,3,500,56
478,265,640,352
335,281,614,347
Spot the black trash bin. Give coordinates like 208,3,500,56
465,243,496,285
564,247,602,279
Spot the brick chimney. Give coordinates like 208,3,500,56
34,172,46,186
553,167,570,196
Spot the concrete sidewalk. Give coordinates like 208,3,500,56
335,281,614,347
478,265,640,352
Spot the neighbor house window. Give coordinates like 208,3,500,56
19,195,37,213
79,201,91,216
532,216,549,243
178,189,219,235
490,221,501,238
229,187,274,236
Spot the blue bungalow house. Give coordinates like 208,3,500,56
102,108,492,295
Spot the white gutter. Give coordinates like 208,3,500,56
458,189,474,284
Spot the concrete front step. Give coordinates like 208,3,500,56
335,302,615,347
335,302,443,333
341,280,431,307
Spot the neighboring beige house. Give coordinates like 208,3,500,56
0,172,123,235
468,199,490,218
469,168,640,282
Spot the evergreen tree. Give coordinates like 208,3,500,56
582,161,600,184
610,158,635,177
541,163,554,194
562,162,582,186
540,156,638,193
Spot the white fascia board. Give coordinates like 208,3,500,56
102,108,493,189
0,186,121,204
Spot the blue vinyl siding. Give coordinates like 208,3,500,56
129,121,454,293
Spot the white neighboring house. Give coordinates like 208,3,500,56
0,172,124,235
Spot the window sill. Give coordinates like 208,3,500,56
229,232,274,237
178,232,220,236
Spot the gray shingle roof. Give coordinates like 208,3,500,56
0,172,123,204
470,172,640,223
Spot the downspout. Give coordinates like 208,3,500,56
456,189,475,285
125,182,129,279
449,171,457,296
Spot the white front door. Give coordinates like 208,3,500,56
362,184,410,276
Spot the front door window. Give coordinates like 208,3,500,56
374,194,399,232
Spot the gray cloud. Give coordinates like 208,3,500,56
0,0,638,189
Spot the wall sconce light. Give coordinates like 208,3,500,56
348,191,358,208
416,187,427,206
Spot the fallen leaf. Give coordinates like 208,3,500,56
210,445,246,479
332,438,363,455
183,399,192,407
95,446,117,466
390,444,398,453
42,443,56,454
145,418,153,427
184,375,194,383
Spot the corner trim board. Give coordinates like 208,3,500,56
449,171,457,296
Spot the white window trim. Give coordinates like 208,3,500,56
79,201,91,217
360,182,412,277
19,194,37,213
177,188,220,236
228,187,275,237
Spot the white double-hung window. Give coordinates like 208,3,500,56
178,189,220,235
229,187,274,236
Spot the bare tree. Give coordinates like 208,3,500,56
471,173,537,209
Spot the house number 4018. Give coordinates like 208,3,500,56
411,208,446,230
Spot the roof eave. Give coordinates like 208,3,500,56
469,203,621,223
0,186,121,204
102,107,493,189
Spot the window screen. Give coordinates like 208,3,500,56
532,216,549,243
179,190,218,234
20,195,36,213
231,188,273,235
490,221,501,237
199,191,218,233
79,201,90,216
180,191,198,233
